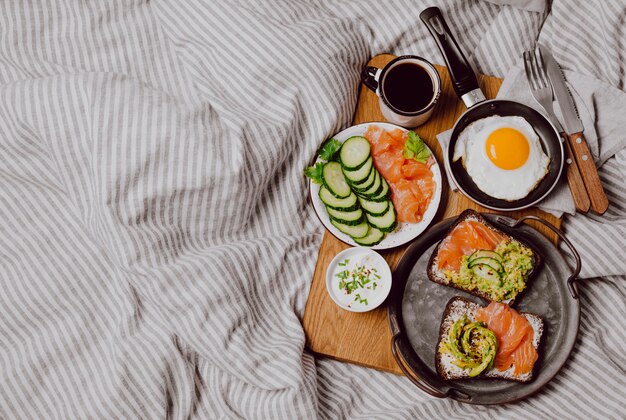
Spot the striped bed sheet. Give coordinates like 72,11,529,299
0,0,624,418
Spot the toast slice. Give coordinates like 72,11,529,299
436,297,544,383
427,209,541,304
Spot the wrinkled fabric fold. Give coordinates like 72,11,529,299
0,0,624,419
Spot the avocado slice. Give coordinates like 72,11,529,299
469,328,498,377
446,317,481,365
444,317,498,377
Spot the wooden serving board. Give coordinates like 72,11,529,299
302,54,561,375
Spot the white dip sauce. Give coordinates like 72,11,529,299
331,252,388,311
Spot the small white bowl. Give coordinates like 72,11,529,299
326,247,392,313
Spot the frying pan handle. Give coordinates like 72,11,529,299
419,7,485,107
496,215,582,299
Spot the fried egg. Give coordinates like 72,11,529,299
453,115,550,201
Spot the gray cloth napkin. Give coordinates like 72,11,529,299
435,63,626,217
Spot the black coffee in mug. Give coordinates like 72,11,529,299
362,55,441,127
382,63,434,113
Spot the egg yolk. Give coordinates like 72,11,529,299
485,128,530,170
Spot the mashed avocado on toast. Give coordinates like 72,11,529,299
443,240,535,302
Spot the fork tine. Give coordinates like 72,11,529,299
534,45,550,90
523,51,536,90
529,48,546,89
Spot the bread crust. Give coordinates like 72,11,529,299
435,296,544,383
435,297,480,380
427,209,542,304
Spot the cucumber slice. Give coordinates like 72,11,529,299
354,227,385,246
469,250,502,263
322,162,351,198
358,197,389,216
319,186,359,211
330,219,370,239
471,264,502,286
343,157,373,184
340,136,371,170
469,257,504,273
326,207,365,226
348,164,375,190
358,171,383,198
365,203,397,233
367,176,390,201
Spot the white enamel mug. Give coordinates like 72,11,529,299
362,55,442,128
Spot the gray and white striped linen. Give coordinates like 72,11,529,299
0,0,623,418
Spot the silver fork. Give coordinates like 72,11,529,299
523,46,590,213
523,48,563,132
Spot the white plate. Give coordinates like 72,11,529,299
309,122,442,250
325,247,392,312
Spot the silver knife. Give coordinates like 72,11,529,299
538,43,609,215
539,44,583,133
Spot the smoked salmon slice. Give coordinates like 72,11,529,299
401,160,432,179
475,302,538,375
375,148,405,183
364,125,435,223
436,220,506,272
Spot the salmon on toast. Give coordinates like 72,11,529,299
436,297,543,382
428,210,541,304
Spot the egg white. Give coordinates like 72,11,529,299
454,115,550,201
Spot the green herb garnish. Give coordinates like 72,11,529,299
304,162,324,184
354,294,368,305
336,263,381,306
304,138,342,183
403,131,430,163
319,138,342,162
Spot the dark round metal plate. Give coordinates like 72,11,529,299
448,100,564,211
387,214,580,405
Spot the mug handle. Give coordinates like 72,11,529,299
361,66,382,93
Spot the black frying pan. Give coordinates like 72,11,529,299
388,214,582,404
420,7,564,211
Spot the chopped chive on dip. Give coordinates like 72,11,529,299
335,258,381,307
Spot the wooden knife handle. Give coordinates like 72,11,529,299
567,131,609,215
561,133,590,213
